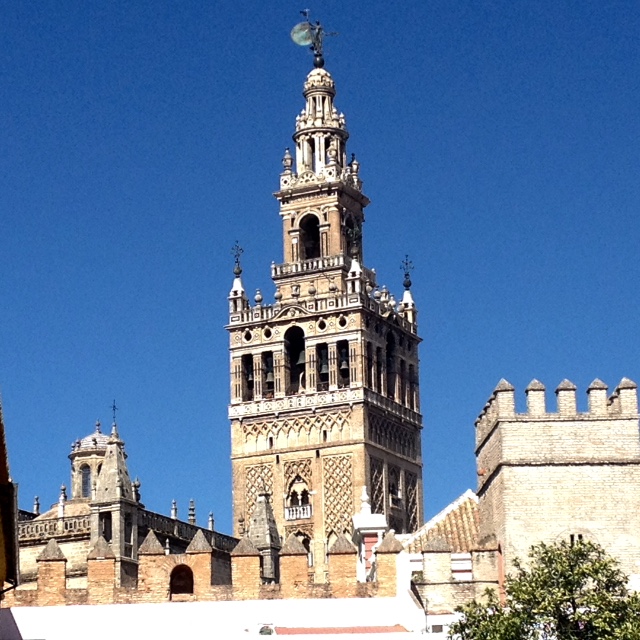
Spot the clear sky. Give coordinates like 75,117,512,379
1,1,639,535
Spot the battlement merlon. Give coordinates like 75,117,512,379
475,377,639,437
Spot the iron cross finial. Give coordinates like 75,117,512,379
111,399,118,424
401,255,414,290
231,241,244,276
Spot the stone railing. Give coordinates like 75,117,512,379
229,387,364,418
272,254,348,277
19,514,91,542
139,510,237,553
364,388,422,426
284,505,312,521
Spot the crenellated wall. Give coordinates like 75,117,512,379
3,530,404,607
475,378,640,583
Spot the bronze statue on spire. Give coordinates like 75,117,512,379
290,11,337,68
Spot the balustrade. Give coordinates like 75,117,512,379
284,505,312,521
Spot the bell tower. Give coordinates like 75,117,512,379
228,55,423,581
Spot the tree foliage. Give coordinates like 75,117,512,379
449,541,640,640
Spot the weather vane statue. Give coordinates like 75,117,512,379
290,10,337,68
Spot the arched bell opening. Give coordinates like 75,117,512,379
337,340,350,388
262,351,275,398
81,464,91,498
316,343,329,391
385,332,396,399
344,215,360,259
365,341,373,389
284,326,306,394
299,214,321,260
170,564,194,597
242,354,254,401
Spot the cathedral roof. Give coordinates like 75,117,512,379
403,489,479,554
35,500,90,521
72,420,110,453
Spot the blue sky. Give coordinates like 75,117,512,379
1,1,639,535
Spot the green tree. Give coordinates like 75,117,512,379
449,540,640,640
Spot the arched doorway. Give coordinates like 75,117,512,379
170,564,194,597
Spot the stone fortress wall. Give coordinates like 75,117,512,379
475,378,640,584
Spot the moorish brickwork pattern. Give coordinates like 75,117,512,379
284,458,313,491
370,457,385,515
323,454,353,537
368,412,418,460
245,464,273,519
406,472,419,532
242,410,351,442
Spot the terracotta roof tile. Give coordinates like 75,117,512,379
404,490,478,553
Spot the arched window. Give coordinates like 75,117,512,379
170,564,194,596
284,326,306,394
287,476,309,507
299,215,320,260
81,465,91,498
286,476,312,520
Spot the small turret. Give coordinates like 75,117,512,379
69,419,110,500
88,416,141,587
247,490,281,583
229,242,249,315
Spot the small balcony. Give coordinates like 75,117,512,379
285,505,312,521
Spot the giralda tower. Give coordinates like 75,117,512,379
227,37,423,579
